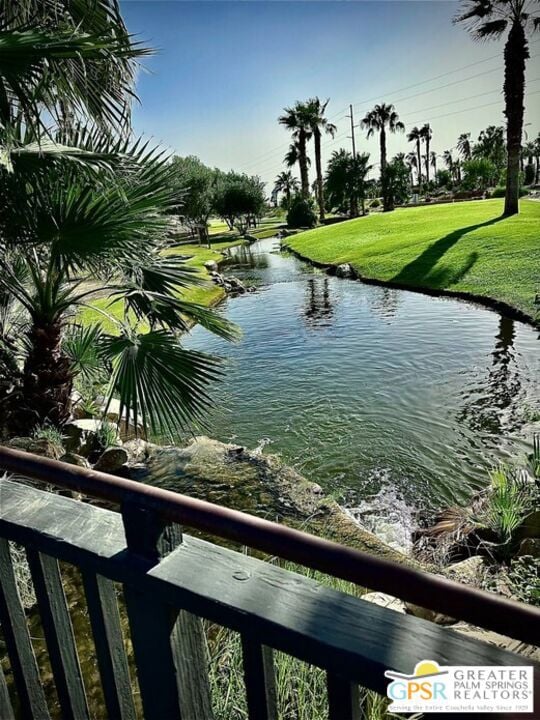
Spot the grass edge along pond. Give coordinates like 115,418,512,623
285,199,540,323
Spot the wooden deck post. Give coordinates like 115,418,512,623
121,501,214,720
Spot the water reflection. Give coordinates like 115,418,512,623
303,277,335,328
225,243,269,270
459,316,523,434
367,286,401,323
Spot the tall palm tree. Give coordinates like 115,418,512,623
303,97,337,222
455,0,540,216
361,103,404,211
407,126,423,188
273,170,299,208
279,102,312,199
457,132,473,160
0,0,237,437
284,141,311,192
420,123,432,185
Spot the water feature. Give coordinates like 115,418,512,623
183,237,539,515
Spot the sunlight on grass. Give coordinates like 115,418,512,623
287,199,540,318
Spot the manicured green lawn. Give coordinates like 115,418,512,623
286,199,540,320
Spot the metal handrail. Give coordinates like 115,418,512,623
1,444,539,646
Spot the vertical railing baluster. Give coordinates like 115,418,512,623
26,548,89,720
241,638,277,720
0,660,15,720
121,502,214,720
0,539,50,719
81,572,137,720
326,672,362,720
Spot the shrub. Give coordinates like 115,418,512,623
370,198,380,208
491,186,528,198
286,196,317,228
524,163,536,186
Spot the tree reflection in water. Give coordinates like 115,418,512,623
303,277,335,328
459,316,523,434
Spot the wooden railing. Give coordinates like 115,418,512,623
0,445,538,720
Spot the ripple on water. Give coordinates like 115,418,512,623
183,238,540,513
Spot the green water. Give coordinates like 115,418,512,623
185,237,540,513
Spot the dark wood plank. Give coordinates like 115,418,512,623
0,661,15,720
0,538,50,719
326,672,362,720
26,549,89,720
241,639,277,720
1,479,537,700
81,572,137,720
123,585,183,720
121,501,213,720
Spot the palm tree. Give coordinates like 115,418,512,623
457,132,473,160
406,151,418,186
455,0,540,216
430,151,437,177
443,150,462,184
303,98,337,222
420,124,432,185
407,126,423,188
273,170,299,208
279,102,312,199
361,103,404,211
325,149,372,217
0,0,237,437
533,133,540,183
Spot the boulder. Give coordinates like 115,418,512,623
446,555,486,586
64,419,104,456
517,537,540,558
515,511,540,540
335,263,355,279
59,453,90,469
123,439,152,464
404,602,456,626
94,447,129,474
7,436,64,460
361,592,406,614
204,259,219,273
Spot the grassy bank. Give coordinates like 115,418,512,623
286,199,540,322
79,237,245,332
80,219,284,332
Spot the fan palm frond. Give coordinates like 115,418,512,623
101,329,224,436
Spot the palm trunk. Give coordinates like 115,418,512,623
380,128,391,211
536,156,539,185
425,135,430,186
314,129,325,222
503,20,527,217
10,319,73,434
298,129,310,199
416,140,422,187
286,187,291,208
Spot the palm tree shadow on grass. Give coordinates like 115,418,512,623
391,215,504,287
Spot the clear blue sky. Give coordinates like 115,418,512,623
122,1,540,187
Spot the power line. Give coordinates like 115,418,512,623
401,78,540,120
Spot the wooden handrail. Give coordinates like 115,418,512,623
1,445,539,646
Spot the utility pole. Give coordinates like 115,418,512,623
347,104,357,157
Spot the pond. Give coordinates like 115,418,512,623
184,237,540,515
